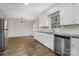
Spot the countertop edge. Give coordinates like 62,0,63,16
34,31,79,38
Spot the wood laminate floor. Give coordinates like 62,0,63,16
0,36,57,56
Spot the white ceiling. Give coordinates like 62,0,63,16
0,3,55,20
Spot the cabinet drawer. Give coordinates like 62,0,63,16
71,37,79,56
71,44,79,56
71,38,79,45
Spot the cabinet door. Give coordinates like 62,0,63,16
71,38,79,56
37,32,41,42
43,33,54,50
39,16,45,26
71,44,79,56
60,5,74,25
33,20,38,31
42,33,48,46
34,32,38,41
39,15,49,27
73,6,79,24
42,33,49,47
38,33,44,43
38,33,54,51
47,34,54,50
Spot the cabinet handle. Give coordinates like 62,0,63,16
73,20,77,24
72,44,74,46
73,21,75,23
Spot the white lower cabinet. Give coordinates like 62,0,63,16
71,37,79,56
33,32,39,41
38,33,45,43
34,32,54,51
44,34,54,50
40,33,54,50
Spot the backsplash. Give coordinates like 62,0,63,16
35,24,79,35
56,25,79,34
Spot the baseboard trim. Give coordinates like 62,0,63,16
8,35,34,39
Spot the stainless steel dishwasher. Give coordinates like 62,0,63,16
54,34,71,56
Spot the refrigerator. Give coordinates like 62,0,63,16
0,18,8,52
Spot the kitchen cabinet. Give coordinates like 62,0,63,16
60,5,74,25
71,37,79,56
38,32,44,43
45,34,54,50
33,20,38,31
60,4,79,25
34,32,54,50
42,32,54,50
33,32,39,41
38,14,50,27
49,11,60,28
73,6,79,24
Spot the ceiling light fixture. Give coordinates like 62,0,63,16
19,17,24,25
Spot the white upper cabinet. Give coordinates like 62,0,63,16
60,5,74,25
73,5,79,24
38,14,49,27
60,4,79,25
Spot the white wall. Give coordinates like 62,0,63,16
8,18,33,37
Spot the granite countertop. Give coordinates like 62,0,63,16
54,33,79,38
35,30,79,38
37,31,54,34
